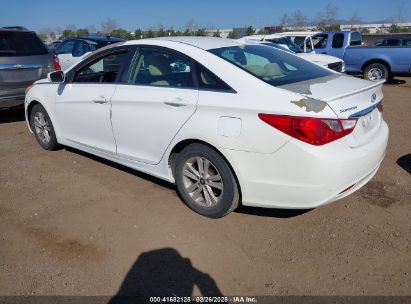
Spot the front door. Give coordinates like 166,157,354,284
55,50,131,155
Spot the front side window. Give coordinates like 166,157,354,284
72,51,129,83
332,33,345,48
209,44,332,86
129,48,195,88
56,40,75,54
312,34,328,49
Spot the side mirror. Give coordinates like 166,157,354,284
47,70,65,83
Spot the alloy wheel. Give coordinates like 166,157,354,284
182,156,224,207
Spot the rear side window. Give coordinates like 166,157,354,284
0,31,48,56
350,32,362,46
195,63,232,91
332,33,345,48
385,39,400,46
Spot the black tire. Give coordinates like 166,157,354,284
174,143,240,218
29,103,59,151
363,63,389,82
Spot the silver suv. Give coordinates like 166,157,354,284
0,27,58,109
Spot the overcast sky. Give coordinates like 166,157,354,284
2,0,410,32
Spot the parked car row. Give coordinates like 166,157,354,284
24,36,388,218
284,31,411,82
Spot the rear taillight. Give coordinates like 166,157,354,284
258,114,358,146
377,102,383,112
53,56,61,71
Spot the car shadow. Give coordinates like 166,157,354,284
66,147,313,219
108,248,224,302
0,107,25,124
385,78,406,85
235,205,312,218
397,154,411,175
64,147,175,191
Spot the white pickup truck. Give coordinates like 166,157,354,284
237,34,345,73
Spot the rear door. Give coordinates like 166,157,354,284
0,30,53,103
111,46,199,165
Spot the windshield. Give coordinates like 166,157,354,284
209,44,332,86
265,37,303,53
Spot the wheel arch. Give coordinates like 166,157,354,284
168,138,243,201
26,100,42,132
361,59,391,73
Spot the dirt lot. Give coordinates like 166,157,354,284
0,79,410,297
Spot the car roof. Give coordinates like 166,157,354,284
0,26,33,33
77,35,126,43
136,36,240,50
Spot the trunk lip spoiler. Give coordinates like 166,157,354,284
349,100,383,119
322,80,385,102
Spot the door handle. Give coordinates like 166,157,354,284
163,98,188,107
93,96,108,104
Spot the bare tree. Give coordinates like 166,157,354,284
348,12,362,29
101,18,118,35
392,1,408,23
280,14,291,27
186,19,198,31
65,24,77,31
291,10,308,27
87,25,97,34
316,2,339,25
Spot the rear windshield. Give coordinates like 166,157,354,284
265,37,303,53
209,44,332,86
0,31,49,57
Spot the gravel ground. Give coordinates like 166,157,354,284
0,78,410,297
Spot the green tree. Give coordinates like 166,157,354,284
245,26,255,36
76,28,89,37
183,28,192,36
134,29,143,39
62,29,76,38
110,28,133,40
194,28,207,36
213,29,221,37
38,33,48,41
227,31,235,39
145,30,155,38
324,24,341,31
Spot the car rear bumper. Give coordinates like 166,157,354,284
222,120,389,209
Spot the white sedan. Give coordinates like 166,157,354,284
25,37,388,218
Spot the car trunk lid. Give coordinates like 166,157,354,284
280,74,384,147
